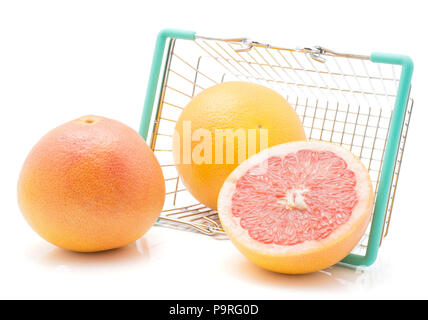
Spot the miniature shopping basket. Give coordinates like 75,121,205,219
138,29,414,267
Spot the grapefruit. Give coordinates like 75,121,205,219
218,141,374,274
173,81,306,210
18,115,165,252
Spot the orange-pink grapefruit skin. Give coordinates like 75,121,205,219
218,141,374,274
18,115,165,252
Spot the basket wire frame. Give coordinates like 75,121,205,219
147,36,413,257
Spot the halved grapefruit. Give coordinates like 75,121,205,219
217,141,374,274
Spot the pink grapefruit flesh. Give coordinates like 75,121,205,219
218,141,374,274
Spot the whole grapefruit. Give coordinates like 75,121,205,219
218,141,374,274
173,82,306,210
18,115,165,252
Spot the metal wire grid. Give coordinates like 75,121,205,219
149,37,413,253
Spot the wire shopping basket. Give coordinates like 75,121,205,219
139,29,414,267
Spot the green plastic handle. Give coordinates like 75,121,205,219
342,53,413,267
139,29,196,140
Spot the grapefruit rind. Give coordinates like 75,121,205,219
217,141,374,274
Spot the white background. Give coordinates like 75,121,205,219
0,0,427,299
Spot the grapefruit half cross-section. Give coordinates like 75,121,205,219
217,141,374,274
